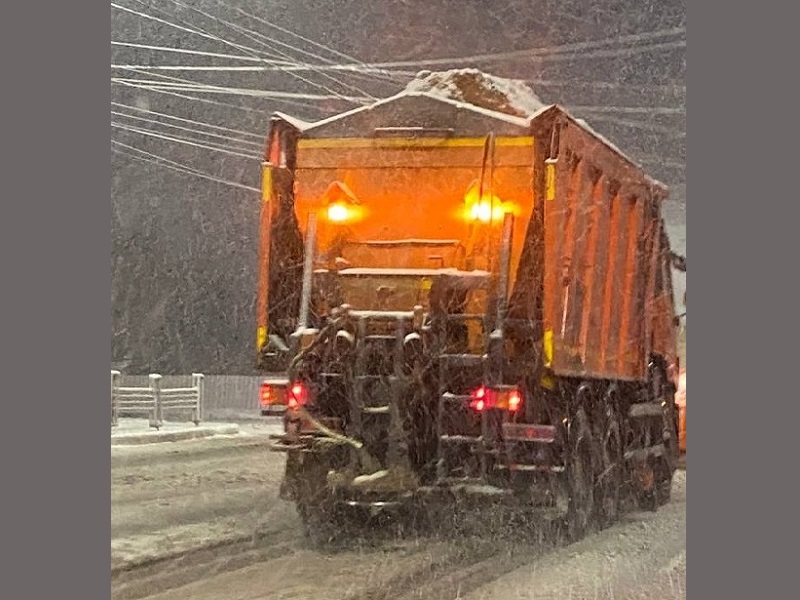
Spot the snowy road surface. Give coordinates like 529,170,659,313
111,425,686,600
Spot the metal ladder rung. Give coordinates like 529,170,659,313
628,402,665,419
440,434,482,444
438,354,485,368
494,464,566,473
441,393,471,403
437,477,486,486
625,443,665,462
362,405,390,414
364,334,396,341
351,310,414,320
355,374,383,381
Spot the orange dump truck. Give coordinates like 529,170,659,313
255,70,682,544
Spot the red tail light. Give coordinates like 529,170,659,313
259,379,290,414
469,386,522,412
259,383,274,407
469,386,488,411
287,382,308,410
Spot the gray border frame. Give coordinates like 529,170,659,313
688,3,798,599
3,3,111,598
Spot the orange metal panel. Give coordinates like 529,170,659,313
296,143,534,170
577,174,604,369
582,177,613,373
262,108,676,382
648,223,679,378
543,118,661,382
292,144,535,291
601,193,626,375
641,208,658,367
550,155,583,369
563,167,596,355
257,166,294,352
616,197,644,375
256,163,272,350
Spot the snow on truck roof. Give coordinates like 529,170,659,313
288,69,540,132
274,69,666,191
403,69,546,118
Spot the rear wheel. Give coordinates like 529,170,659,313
661,391,679,505
597,387,623,528
655,460,673,506
297,499,339,546
416,490,463,538
292,454,341,547
565,408,595,541
649,361,677,506
634,460,659,511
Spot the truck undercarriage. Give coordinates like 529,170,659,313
264,223,677,544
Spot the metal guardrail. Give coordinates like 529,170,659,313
111,371,204,429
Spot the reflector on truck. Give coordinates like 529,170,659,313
503,423,557,443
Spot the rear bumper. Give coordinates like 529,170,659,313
270,427,566,508
281,476,564,513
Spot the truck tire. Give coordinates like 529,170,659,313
597,386,623,528
293,454,340,547
649,362,677,506
297,500,339,547
565,408,595,542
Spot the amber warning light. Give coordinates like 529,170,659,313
326,202,351,222
322,181,361,223
463,180,515,224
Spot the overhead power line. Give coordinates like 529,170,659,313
110,101,263,139
111,110,263,150
112,141,260,192
112,120,258,156
111,79,329,113
161,0,377,101
112,121,261,161
223,2,405,84
573,106,685,115
110,38,684,73
111,77,370,103
111,2,271,61
110,41,283,63
275,27,687,71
